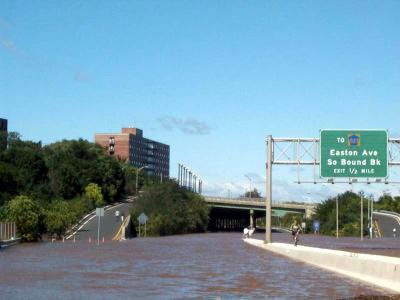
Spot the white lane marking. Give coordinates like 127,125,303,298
66,203,126,239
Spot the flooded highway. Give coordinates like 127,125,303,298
0,232,392,299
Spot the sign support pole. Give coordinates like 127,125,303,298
97,215,101,246
95,207,104,246
265,135,272,244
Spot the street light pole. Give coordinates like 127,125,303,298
371,198,374,239
245,175,252,199
361,193,364,241
336,196,339,239
136,166,147,194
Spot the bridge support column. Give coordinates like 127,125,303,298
250,209,254,229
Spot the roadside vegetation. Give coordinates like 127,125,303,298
265,190,400,237
314,191,400,237
0,133,156,241
130,181,209,236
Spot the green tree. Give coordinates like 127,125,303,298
131,181,209,236
243,188,262,198
314,191,370,237
45,201,75,238
0,161,18,206
85,183,105,208
7,195,42,241
375,194,400,213
44,139,124,202
1,138,49,201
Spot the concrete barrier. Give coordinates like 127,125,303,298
0,237,21,249
244,238,400,293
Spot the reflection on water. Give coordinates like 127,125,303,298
0,233,391,299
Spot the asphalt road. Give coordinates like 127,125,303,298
73,202,132,241
374,211,400,238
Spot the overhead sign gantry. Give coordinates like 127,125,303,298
265,131,400,244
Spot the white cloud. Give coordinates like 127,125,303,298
157,116,213,135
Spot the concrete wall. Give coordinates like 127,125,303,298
244,238,400,293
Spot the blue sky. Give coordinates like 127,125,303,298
1,1,400,201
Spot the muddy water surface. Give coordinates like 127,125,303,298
0,233,393,299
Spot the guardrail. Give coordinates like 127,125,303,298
0,222,16,240
375,210,400,218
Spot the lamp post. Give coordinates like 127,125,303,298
361,193,364,241
336,196,339,239
136,166,148,194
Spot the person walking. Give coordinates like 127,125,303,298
290,220,302,245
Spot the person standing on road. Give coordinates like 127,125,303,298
393,228,397,238
290,220,301,242
115,210,120,222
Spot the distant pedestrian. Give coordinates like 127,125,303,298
243,227,249,238
115,210,120,222
393,228,397,238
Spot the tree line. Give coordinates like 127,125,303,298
314,191,400,236
130,181,209,236
0,133,154,240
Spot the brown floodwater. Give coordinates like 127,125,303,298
0,232,396,299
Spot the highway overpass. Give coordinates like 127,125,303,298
204,196,317,231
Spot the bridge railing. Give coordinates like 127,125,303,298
375,210,400,218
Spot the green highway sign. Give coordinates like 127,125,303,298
320,130,388,179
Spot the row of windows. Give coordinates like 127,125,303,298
129,148,168,158
131,138,169,149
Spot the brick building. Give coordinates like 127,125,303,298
95,127,169,178
0,118,7,151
